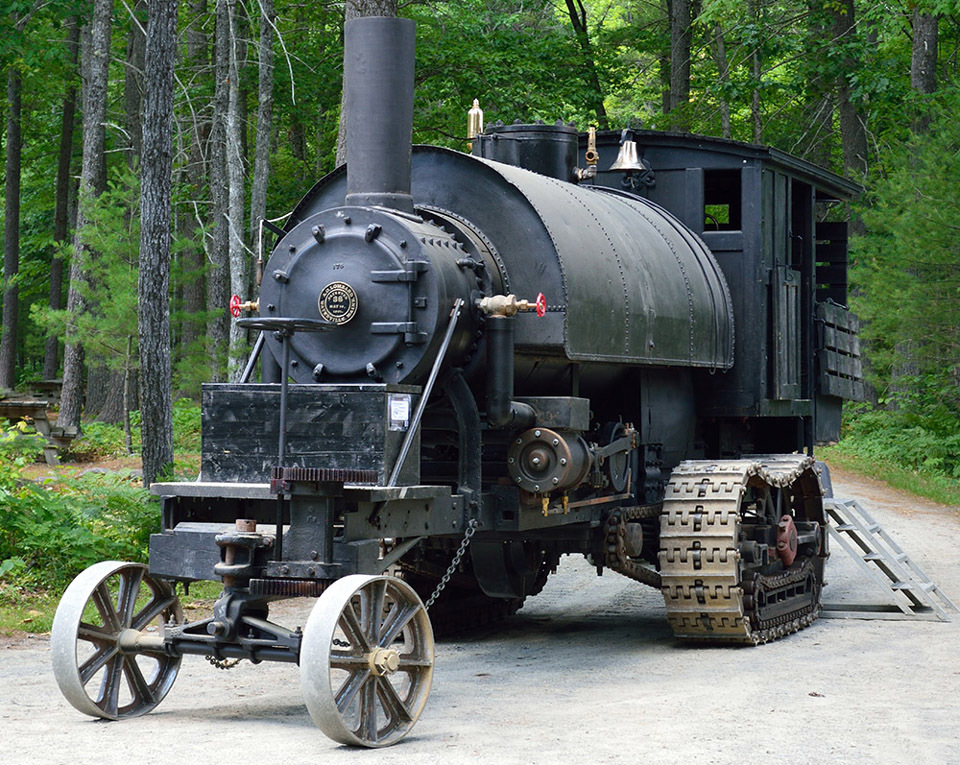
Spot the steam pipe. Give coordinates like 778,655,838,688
343,17,416,213
485,316,535,429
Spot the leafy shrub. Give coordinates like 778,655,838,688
0,399,202,596
65,397,201,461
835,399,960,480
0,461,156,594
172,399,202,452
0,422,47,463
65,420,133,461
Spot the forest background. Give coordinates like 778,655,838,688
1,0,959,600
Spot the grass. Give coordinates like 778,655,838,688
0,588,59,635
0,580,223,638
820,445,960,507
180,580,223,615
818,401,960,508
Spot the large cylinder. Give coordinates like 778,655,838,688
343,17,416,213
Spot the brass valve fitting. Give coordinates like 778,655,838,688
478,293,546,317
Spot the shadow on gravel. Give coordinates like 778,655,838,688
152,702,315,726
439,610,675,650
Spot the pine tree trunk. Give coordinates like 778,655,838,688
748,0,762,143
563,0,609,130
226,0,248,379
910,10,938,94
910,9,938,131
659,51,670,116
711,22,731,139
88,368,126,422
60,0,114,430
178,0,208,382
124,0,147,168
249,0,275,246
667,0,692,130
123,336,133,455
335,0,398,167
43,19,80,381
832,0,868,180
138,0,177,487
206,0,231,382
0,68,22,390
84,0,148,422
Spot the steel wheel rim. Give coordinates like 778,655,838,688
301,574,434,747
51,561,182,719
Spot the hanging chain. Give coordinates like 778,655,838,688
205,655,243,670
424,518,479,611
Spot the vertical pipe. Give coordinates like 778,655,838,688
343,17,416,213
274,336,290,562
485,316,535,429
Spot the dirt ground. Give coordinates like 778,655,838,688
2,465,958,765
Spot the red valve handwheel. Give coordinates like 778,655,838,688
229,294,242,318
535,292,546,317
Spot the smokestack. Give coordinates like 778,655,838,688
343,17,417,213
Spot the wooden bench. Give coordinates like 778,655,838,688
0,395,79,466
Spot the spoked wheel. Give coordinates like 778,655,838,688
51,561,182,719
300,574,434,747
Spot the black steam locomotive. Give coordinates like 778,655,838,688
51,17,864,747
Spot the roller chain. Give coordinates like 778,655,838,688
658,455,823,645
604,504,663,589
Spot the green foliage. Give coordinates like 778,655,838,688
852,93,960,414
65,420,132,461
31,168,141,374
171,399,203,452
0,421,46,463
0,402,201,616
835,402,960,479
0,458,154,593
822,399,960,507
410,1,623,142
66,398,202,460
0,398,201,599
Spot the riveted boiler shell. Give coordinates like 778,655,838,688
286,146,733,370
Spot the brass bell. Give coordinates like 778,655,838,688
608,133,646,173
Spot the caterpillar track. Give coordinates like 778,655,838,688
658,456,826,645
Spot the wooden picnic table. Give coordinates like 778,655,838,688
28,379,63,405
0,390,78,466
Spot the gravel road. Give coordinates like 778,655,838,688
2,466,958,765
